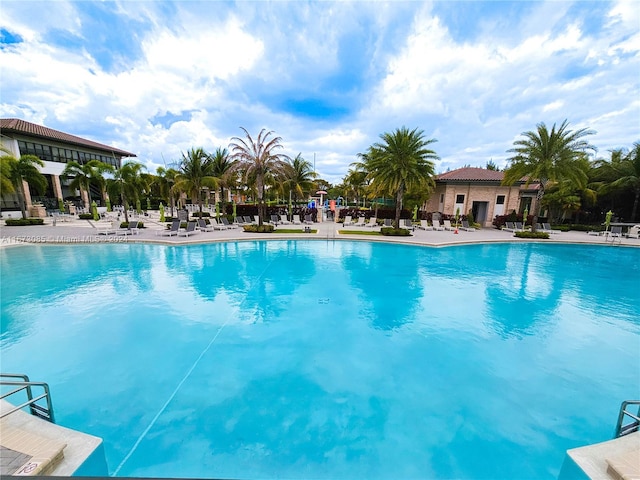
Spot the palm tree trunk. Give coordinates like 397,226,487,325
394,186,403,229
18,180,28,219
257,176,265,226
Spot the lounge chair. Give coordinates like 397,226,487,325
460,220,475,231
96,220,118,235
210,218,227,230
443,219,454,231
178,221,198,237
270,214,280,225
253,215,260,225
304,214,313,224
542,223,558,234
243,216,255,225
234,216,246,226
431,219,444,231
503,222,517,232
128,221,140,235
292,214,302,224
221,217,237,228
116,221,134,235
627,225,640,239
279,215,291,225
197,219,214,232
157,220,181,236
514,222,525,232
353,217,367,227
343,215,354,226
383,219,393,227
400,219,414,230
418,220,433,230
365,217,378,228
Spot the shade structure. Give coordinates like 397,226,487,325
159,203,165,222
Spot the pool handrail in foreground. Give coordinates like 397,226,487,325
614,400,640,438
0,373,55,423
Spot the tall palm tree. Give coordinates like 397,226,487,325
284,153,316,204
107,162,146,223
0,147,46,219
229,128,290,225
210,147,236,207
174,148,218,217
503,119,596,231
365,127,439,228
61,160,114,207
593,142,640,221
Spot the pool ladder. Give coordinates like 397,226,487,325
0,373,55,423
614,400,640,438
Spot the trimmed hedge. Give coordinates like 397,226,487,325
243,224,275,233
515,231,550,239
5,218,45,226
78,213,94,219
380,227,412,236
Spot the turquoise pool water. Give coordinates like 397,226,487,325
1,241,639,479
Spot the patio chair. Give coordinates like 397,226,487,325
443,219,454,231
197,219,214,232
431,219,444,231
514,222,525,232
343,215,354,226
234,216,246,226
418,219,433,231
279,214,291,225
221,217,237,228
627,225,640,239
178,221,198,237
157,220,181,236
365,217,378,228
383,218,393,227
292,214,302,224
96,220,118,235
128,221,140,235
353,217,367,227
304,214,313,224
243,216,255,225
270,214,280,225
210,218,228,230
460,220,475,231
502,222,517,232
542,223,559,234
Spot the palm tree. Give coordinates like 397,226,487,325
174,148,218,217
365,127,439,228
210,147,236,208
107,162,146,223
229,128,290,226
284,153,316,204
61,160,114,207
503,120,596,231
0,147,46,219
593,142,640,221
156,167,180,217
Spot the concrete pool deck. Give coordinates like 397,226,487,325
1,215,640,248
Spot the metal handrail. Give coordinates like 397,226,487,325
614,400,640,438
0,373,55,423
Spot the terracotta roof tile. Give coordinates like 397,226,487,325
436,167,504,182
0,118,136,158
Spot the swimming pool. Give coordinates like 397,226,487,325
1,241,639,479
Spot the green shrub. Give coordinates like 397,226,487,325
119,221,145,228
191,212,211,218
515,231,550,239
243,224,275,233
78,213,94,219
5,218,45,226
380,227,412,236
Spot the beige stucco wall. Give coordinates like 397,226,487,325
424,182,523,227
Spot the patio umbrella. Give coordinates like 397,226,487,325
159,203,165,222
522,206,528,227
454,207,460,234
136,198,141,214
58,198,65,212
232,202,237,219
215,202,220,219
91,201,99,221
106,197,111,212
412,205,418,222
605,210,613,233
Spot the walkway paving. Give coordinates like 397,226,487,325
1,216,639,248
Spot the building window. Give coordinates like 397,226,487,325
496,195,505,205
440,194,444,202
456,194,465,203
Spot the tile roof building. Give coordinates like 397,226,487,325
1,118,136,216
424,167,537,227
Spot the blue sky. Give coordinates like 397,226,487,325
1,1,638,184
